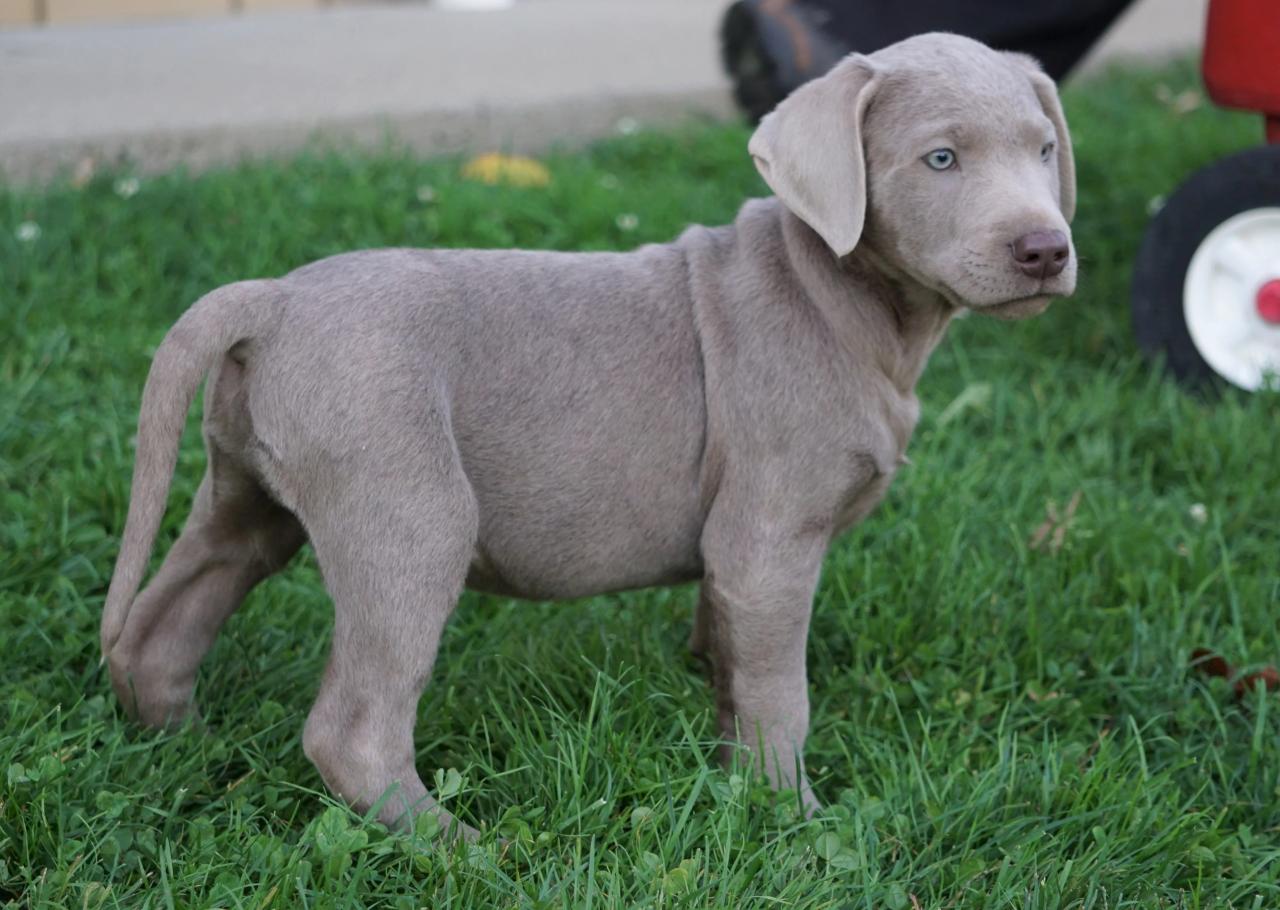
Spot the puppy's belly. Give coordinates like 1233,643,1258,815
466,498,705,601
465,556,702,601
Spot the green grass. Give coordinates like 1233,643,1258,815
3,58,1279,908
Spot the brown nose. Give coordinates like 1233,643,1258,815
1011,230,1070,280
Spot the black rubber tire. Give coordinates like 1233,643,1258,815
1132,144,1280,389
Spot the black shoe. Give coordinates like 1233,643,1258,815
720,0,851,123
720,0,1136,123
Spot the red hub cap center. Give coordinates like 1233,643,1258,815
1258,280,1280,325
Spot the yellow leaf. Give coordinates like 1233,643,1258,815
461,153,551,187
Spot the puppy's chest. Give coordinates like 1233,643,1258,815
831,392,920,534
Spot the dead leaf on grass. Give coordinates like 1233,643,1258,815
1190,647,1280,699
1029,489,1081,553
1155,84,1204,115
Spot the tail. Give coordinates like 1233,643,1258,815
100,280,279,660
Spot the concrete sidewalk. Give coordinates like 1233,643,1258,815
0,0,1207,184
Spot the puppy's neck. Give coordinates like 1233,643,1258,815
845,245,955,390
779,207,954,394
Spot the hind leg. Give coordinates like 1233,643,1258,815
297,445,479,839
108,457,305,728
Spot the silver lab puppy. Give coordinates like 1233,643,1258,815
101,33,1077,839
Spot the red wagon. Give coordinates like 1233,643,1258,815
1132,0,1280,390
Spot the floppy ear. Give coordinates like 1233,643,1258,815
1005,52,1076,222
748,55,880,258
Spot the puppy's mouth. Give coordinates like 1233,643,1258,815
975,293,1054,320
966,271,1076,320
951,258,1076,318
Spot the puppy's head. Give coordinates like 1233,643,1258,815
749,32,1076,318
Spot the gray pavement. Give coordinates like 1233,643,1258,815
1079,0,1206,72
0,0,1207,184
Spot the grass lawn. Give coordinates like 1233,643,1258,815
3,59,1279,908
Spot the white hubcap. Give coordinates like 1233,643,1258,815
1183,207,1280,391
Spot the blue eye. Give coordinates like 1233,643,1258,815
1041,141,1055,162
924,148,957,170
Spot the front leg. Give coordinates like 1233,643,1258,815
699,511,829,815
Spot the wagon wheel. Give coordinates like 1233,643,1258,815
1132,144,1280,391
